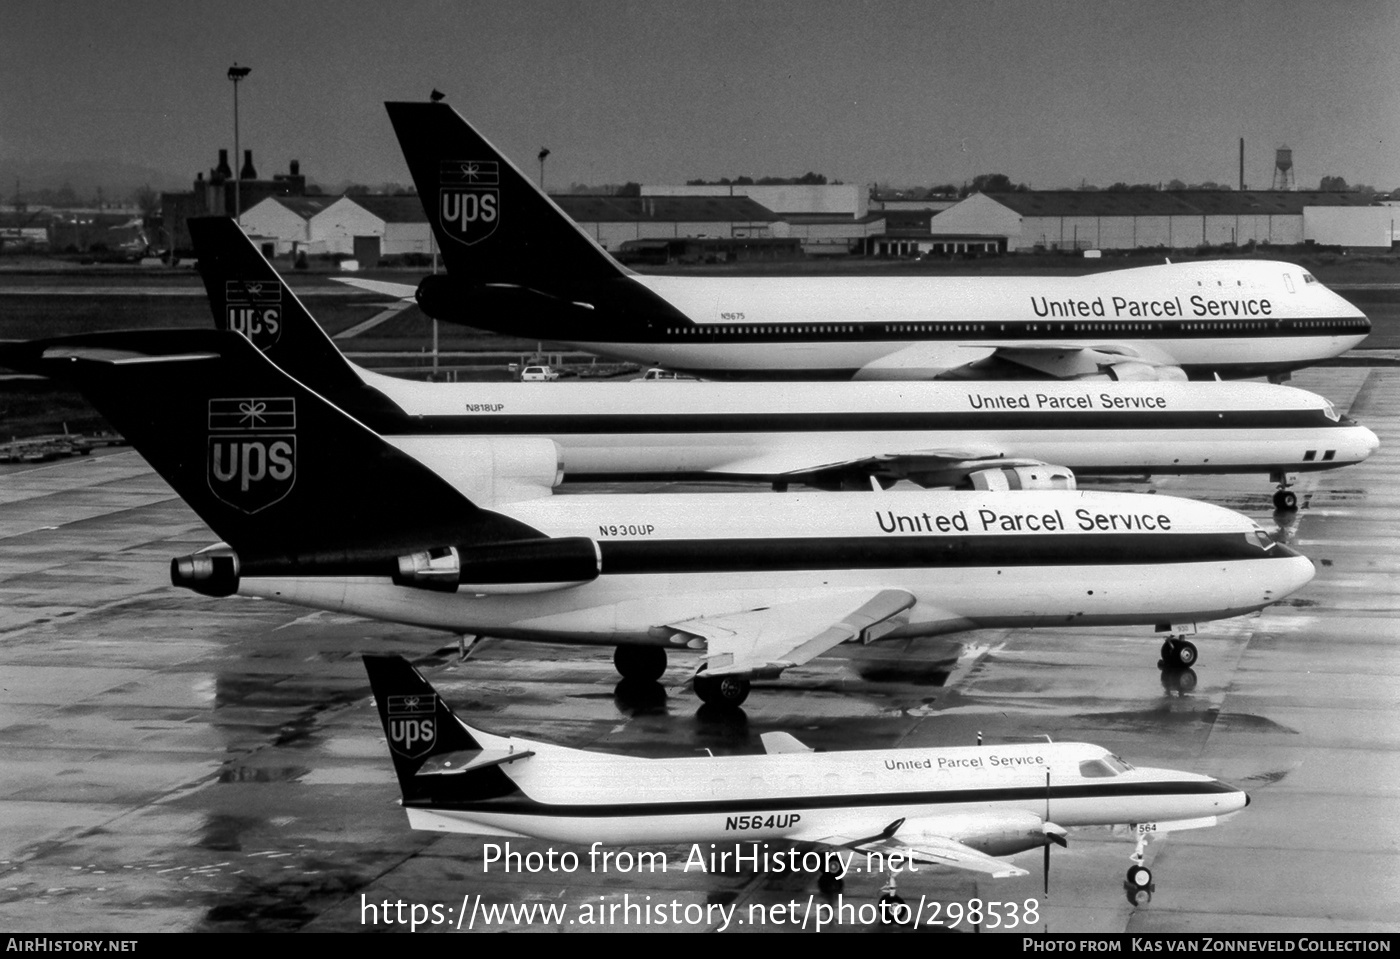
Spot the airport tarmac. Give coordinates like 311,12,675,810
0,364,1395,934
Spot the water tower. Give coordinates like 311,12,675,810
1271,146,1294,191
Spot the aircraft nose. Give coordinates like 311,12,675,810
1359,426,1381,458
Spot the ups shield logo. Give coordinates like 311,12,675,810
439,160,499,246
207,398,296,513
387,694,437,759
225,281,282,351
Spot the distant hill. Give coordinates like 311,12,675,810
0,158,188,204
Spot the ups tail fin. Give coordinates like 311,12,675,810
385,100,627,294
363,654,529,804
187,217,406,429
9,330,545,578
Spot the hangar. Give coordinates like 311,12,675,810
973,189,1383,253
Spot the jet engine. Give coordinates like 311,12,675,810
1083,361,1189,383
170,545,240,597
395,537,602,594
967,465,1076,492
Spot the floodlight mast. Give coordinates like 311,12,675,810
228,64,251,225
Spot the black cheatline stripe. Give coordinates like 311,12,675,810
594,532,1287,575
412,778,1240,819
628,315,1368,344
376,408,1345,436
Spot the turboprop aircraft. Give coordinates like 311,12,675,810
364,653,1249,906
378,99,1370,383
0,330,1315,706
189,217,1377,511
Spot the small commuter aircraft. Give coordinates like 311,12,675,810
189,217,1377,511
380,99,1370,383
363,653,1249,906
0,330,1315,706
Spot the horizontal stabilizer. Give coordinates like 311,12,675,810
330,276,419,300
417,747,536,776
760,732,814,755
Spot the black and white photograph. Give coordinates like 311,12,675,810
1,0,1396,939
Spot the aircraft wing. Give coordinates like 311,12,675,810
709,446,1060,489
790,809,1073,878
330,277,419,300
990,343,1188,381
856,339,1188,381
667,588,917,679
792,821,1029,878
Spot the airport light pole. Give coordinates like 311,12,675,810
227,63,251,225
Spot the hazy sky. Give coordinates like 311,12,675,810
3,0,1397,192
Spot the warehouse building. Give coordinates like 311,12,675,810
553,195,779,251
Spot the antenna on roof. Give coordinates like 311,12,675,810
430,89,446,102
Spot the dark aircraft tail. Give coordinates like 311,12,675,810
0,330,571,595
187,216,406,430
363,654,525,802
384,100,688,337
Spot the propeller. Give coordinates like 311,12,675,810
1044,768,1051,895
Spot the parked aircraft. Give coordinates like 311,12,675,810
189,217,1377,510
380,100,1370,383
364,653,1249,907
0,330,1314,706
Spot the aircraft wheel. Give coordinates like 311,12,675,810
694,673,751,708
1273,489,1298,512
1174,641,1198,668
613,644,667,682
1127,886,1153,907
818,871,843,894
1127,864,1153,888
879,894,910,926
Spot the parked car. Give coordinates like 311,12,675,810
636,367,698,382
520,365,560,382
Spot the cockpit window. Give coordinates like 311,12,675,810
1303,273,1318,285
1250,529,1276,551
1322,401,1340,423
1107,755,1133,773
1079,759,1118,778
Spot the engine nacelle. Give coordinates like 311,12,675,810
1082,361,1189,383
968,465,1076,492
171,545,240,597
388,435,564,506
932,810,1058,857
395,537,602,594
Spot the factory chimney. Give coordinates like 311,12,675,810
240,149,257,180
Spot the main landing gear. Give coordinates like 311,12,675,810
692,667,751,708
878,876,912,926
1159,636,1198,668
613,645,667,683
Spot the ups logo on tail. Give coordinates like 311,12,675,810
207,398,296,513
225,281,282,351
387,694,437,758
439,160,499,246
